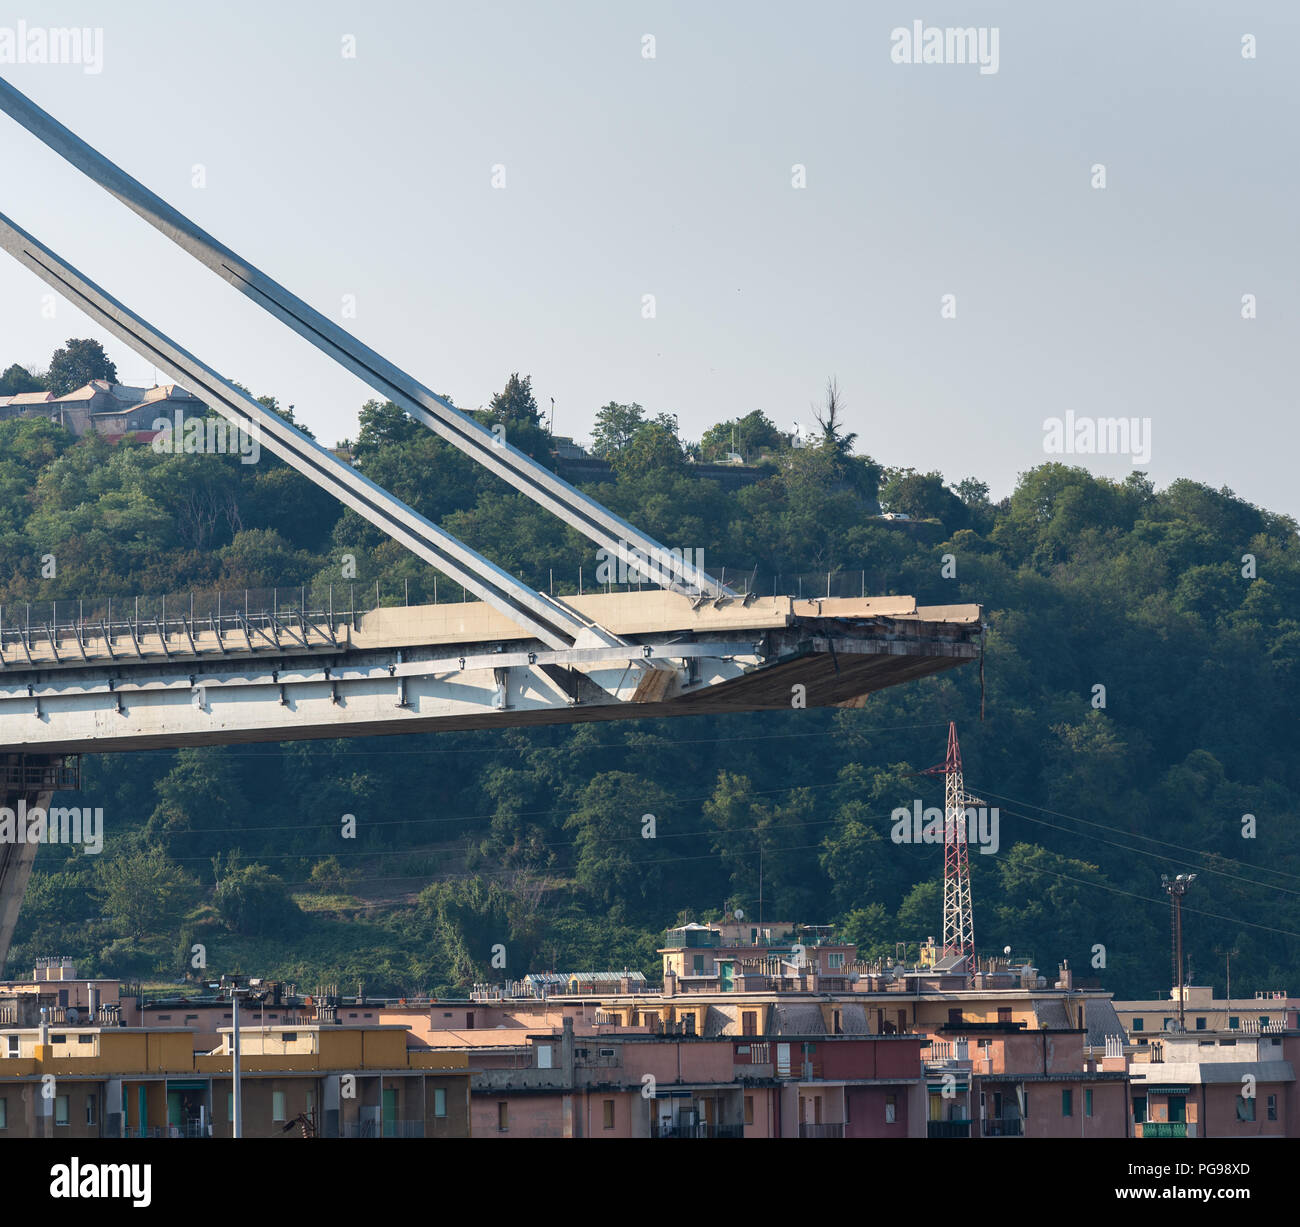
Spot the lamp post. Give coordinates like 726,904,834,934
216,975,252,1137
1161,875,1196,1032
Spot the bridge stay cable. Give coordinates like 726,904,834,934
0,211,588,650
0,76,731,600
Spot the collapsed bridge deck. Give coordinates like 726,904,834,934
0,591,982,754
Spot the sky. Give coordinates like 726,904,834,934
0,0,1296,516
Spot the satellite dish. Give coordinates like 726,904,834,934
1003,946,1012,956
734,908,745,920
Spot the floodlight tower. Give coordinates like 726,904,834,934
1162,874,1197,1032
922,723,983,980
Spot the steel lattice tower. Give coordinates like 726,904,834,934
924,722,978,978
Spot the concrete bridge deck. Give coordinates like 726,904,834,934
0,591,982,754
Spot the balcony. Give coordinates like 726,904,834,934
341,1119,425,1138
1137,1122,1188,1138
652,1123,744,1139
927,1120,972,1138
799,1123,845,1138
982,1118,1023,1137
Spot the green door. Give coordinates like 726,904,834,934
382,1088,397,1137
167,1091,183,1131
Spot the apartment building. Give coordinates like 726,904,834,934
1114,986,1298,1044
1129,1030,1299,1138
0,1015,470,1138
415,1015,927,1138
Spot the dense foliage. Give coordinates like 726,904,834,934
5,359,1298,1002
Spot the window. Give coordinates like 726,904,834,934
228,1093,235,1121
997,1007,1013,1024
55,1094,69,1126
744,1096,754,1126
1229,1016,1240,1030
602,1099,614,1129
1133,1097,1146,1123
4,1035,17,1057
1195,1017,1206,1031
272,1092,286,1122
497,1102,509,1132
86,1095,96,1126
1162,1018,1174,1031
78,1034,93,1044
1061,1089,1073,1117
827,952,845,969
948,1008,963,1026
51,1034,66,1044
885,1094,896,1124
1236,1095,1255,1122
281,1032,297,1044
433,1088,447,1118
742,1011,758,1036
832,1009,842,1035
0,1097,6,1128
1023,1092,1029,1118
1085,1089,1093,1117
1132,1018,1144,1032
1267,1095,1277,1121
692,955,705,973
537,1045,553,1069
599,1048,615,1058
465,1013,475,1029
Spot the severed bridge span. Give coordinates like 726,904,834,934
0,77,982,967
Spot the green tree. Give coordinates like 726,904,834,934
213,863,302,936
611,416,684,480
590,402,646,458
96,848,199,939
0,363,45,395
45,338,118,396
699,410,782,463
489,372,542,426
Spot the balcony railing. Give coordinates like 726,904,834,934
652,1123,744,1139
341,1119,425,1138
982,1118,1023,1137
799,1123,845,1138
1138,1122,1188,1139
927,1120,972,1138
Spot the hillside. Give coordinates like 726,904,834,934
4,379,1299,1001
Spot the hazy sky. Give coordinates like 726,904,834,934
0,1,1295,515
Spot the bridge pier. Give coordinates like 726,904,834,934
0,754,79,974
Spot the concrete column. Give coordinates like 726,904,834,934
0,785,55,974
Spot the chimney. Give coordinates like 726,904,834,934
561,1015,575,1077
1057,961,1074,991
